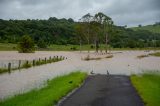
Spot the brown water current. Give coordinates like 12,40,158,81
0,51,160,100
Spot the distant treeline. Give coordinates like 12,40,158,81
0,17,160,48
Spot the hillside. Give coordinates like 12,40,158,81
131,24,160,34
0,16,160,48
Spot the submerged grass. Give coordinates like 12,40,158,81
0,57,64,74
149,52,160,57
137,54,149,59
0,68,8,73
0,71,87,106
131,72,160,106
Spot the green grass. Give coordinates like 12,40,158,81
0,43,160,51
0,43,17,51
131,25,160,34
131,72,160,106
0,68,8,73
48,44,102,51
149,52,160,57
0,71,87,106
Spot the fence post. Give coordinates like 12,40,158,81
18,60,21,69
45,57,47,63
8,62,11,72
56,56,58,61
26,60,29,66
33,60,35,66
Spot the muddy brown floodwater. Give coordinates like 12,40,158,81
0,51,160,100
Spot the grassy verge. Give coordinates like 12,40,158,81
0,71,87,106
149,52,160,57
131,72,160,106
0,43,17,51
1,43,160,51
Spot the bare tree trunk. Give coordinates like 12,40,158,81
105,33,108,53
95,38,99,53
87,39,90,53
80,39,82,53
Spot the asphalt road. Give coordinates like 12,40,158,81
59,74,144,106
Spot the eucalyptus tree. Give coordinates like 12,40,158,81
80,13,93,52
95,12,114,53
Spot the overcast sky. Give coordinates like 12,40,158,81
0,0,160,27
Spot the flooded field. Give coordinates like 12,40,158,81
0,51,160,100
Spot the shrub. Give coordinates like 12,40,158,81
18,35,35,53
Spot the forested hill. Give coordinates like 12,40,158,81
0,17,76,44
131,23,160,34
0,17,160,48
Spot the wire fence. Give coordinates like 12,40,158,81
0,56,67,74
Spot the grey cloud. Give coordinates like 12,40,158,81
0,0,159,27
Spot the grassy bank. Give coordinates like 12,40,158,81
131,72,160,106
0,43,17,51
1,43,160,51
0,71,87,106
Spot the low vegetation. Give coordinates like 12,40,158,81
131,72,160,106
0,43,17,51
137,54,149,59
0,56,65,74
0,68,8,74
149,52,160,57
0,71,87,106
17,35,35,53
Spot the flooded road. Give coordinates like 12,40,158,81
0,51,160,100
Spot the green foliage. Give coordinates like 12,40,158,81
131,72,160,106
0,18,76,45
132,24,160,34
18,35,35,53
0,71,87,106
37,39,47,48
0,15,160,48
